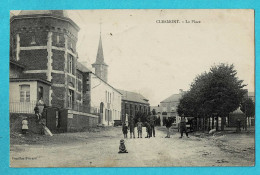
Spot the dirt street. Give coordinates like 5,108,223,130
10,127,255,167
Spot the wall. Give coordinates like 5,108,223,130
121,100,150,123
10,64,23,78
10,113,42,134
67,111,98,132
90,73,121,125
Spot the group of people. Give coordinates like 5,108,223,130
118,114,190,153
121,114,189,139
122,114,157,139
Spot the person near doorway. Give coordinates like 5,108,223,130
180,115,189,138
165,117,172,138
37,97,45,116
34,104,41,121
136,118,143,138
129,116,135,138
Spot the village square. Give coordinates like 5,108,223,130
9,10,255,167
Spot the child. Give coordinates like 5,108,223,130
145,121,151,138
136,118,143,138
122,122,128,138
21,117,28,134
118,139,128,153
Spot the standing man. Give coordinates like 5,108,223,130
129,116,135,139
149,113,156,137
165,117,172,138
179,114,189,138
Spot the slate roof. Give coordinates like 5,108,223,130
117,89,149,105
76,61,92,73
92,35,108,66
18,10,69,18
160,94,182,103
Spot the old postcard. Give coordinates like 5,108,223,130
9,9,255,167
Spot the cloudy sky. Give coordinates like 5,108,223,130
13,9,255,106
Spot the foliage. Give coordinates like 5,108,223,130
241,98,255,117
177,63,247,119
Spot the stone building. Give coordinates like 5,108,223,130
117,89,150,122
9,10,98,131
9,10,122,128
155,89,186,126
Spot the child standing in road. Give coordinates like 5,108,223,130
122,122,128,138
136,118,143,138
21,116,28,134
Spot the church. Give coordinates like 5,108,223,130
9,10,121,132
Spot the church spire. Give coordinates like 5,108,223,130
92,20,108,82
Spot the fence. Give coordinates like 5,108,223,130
9,101,37,114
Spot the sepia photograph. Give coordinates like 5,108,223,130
9,9,255,167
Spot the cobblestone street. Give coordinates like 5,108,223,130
10,127,255,167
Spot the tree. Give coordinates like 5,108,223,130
177,63,247,131
241,98,255,128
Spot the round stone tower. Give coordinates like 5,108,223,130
10,10,80,108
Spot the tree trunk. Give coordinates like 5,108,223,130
216,116,219,131
245,116,247,131
212,116,214,129
196,117,199,131
221,116,225,131
203,117,205,132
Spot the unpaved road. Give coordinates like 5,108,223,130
10,127,254,167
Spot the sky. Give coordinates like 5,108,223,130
13,9,255,106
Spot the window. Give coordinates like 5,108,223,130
38,86,43,100
20,85,30,102
68,55,73,74
57,35,60,44
86,73,89,81
31,35,36,45
86,84,90,91
68,89,74,108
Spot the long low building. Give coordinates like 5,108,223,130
117,89,150,123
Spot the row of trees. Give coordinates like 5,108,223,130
177,63,254,131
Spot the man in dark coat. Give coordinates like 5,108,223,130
148,114,156,137
128,116,135,138
179,115,189,138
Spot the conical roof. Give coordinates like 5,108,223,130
93,35,108,66
18,10,69,18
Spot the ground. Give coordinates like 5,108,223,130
10,126,255,167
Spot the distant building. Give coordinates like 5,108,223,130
156,89,186,126
117,89,150,122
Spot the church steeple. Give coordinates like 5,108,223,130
92,22,108,82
